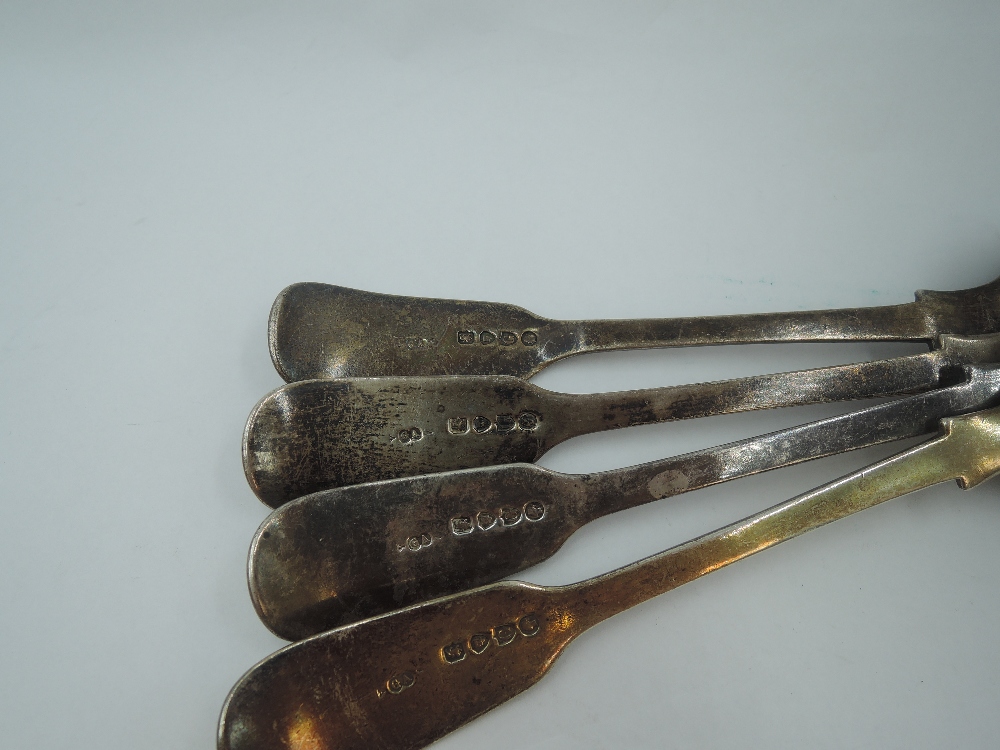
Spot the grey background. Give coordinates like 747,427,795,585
3,2,1000,748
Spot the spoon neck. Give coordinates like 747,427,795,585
563,424,979,633
547,352,945,444
558,301,931,354
572,368,978,523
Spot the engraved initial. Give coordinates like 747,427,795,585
387,671,415,694
399,534,431,552
396,427,424,445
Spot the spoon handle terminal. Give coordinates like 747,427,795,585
220,406,1000,750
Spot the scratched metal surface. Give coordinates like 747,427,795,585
244,334,1000,507
267,276,1000,381
3,4,1000,750
247,366,1000,641
220,406,1000,750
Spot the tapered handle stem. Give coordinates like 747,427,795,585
567,406,1000,632
554,275,1000,357
549,352,944,443
573,368,997,520
560,303,929,354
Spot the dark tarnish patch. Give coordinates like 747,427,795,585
602,398,659,426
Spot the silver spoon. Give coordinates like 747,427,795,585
268,273,1000,380
249,363,1000,641
220,404,1000,750
245,333,1000,506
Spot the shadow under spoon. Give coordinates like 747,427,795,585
222,404,1000,750
244,332,1000,507
249,363,1000,641
268,273,1000,380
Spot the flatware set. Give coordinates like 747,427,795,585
221,271,1000,749
249,363,1000,640
221,404,1000,750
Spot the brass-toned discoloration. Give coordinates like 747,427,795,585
248,365,1000,640
268,276,1000,380
220,406,1000,750
244,334,1000,506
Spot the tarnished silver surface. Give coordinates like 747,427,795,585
220,405,1000,750
245,333,1000,506
269,274,1000,380
249,363,1000,641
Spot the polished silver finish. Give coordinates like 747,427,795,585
249,363,1000,640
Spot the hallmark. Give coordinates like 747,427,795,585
456,330,539,347
447,411,540,435
441,614,542,664
450,501,545,536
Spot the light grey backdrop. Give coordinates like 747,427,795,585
2,2,1000,748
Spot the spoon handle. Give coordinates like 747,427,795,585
575,363,1000,519
268,276,1000,379
567,405,1000,631
556,275,1000,356
548,351,945,443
